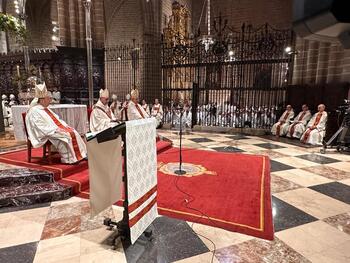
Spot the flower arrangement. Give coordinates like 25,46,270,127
0,12,26,42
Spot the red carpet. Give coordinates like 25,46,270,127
156,148,273,240
0,141,273,240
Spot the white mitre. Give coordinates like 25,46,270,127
99,88,109,98
130,89,139,99
35,82,48,98
111,94,118,101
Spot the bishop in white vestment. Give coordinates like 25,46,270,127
26,83,87,164
90,88,118,132
151,99,163,127
300,104,328,145
271,105,294,136
127,89,149,120
287,104,312,139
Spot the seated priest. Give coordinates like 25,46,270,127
300,104,328,145
287,104,312,139
127,89,150,120
151,98,163,127
90,88,119,132
271,105,294,136
26,83,87,164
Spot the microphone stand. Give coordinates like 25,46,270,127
174,105,186,175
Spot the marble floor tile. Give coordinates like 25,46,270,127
271,174,302,193
80,249,127,263
309,182,350,204
0,221,45,249
190,223,253,251
50,196,86,207
225,135,249,140
325,162,350,173
0,241,38,263
324,151,350,162
173,251,218,263
0,163,21,170
250,150,289,159
215,237,311,263
272,196,317,232
41,215,81,240
123,216,209,263
240,139,273,145
46,201,87,220
254,143,286,150
270,160,295,172
212,146,244,153
306,243,350,263
323,212,350,236
340,178,350,186
302,165,350,180
273,156,317,168
274,188,350,219
296,153,340,164
273,147,314,156
34,234,81,263
190,138,214,143
276,221,350,260
273,169,333,187
234,144,270,152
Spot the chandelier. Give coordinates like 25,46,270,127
199,0,214,51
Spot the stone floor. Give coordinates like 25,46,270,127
0,130,350,263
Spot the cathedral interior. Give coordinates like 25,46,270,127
0,0,350,262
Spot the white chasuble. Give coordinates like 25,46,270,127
271,110,294,136
25,104,87,164
90,100,118,133
287,110,312,138
127,101,150,120
300,111,328,145
87,136,123,217
126,118,158,244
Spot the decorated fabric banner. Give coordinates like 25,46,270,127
126,118,158,244
87,136,123,217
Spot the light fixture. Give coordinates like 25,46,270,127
284,46,292,53
228,50,234,56
117,57,121,61
51,35,58,41
52,26,59,32
14,0,18,5
15,9,20,14
199,0,214,52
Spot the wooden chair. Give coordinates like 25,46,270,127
22,112,53,164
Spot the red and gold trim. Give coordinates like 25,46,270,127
44,108,83,161
276,111,289,136
129,197,157,227
128,185,157,213
135,103,145,119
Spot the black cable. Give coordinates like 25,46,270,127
173,175,216,263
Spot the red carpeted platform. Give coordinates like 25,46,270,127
0,141,273,240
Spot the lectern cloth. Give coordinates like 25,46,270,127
126,118,158,244
87,136,123,217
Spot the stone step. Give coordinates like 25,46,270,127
0,182,72,208
0,168,54,187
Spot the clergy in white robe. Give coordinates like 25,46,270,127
110,94,122,120
287,104,312,139
120,94,131,121
26,83,87,164
301,104,328,145
141,100,150,115
90,88,119,133
151,99,163,127
127,89,150,120
271,105,294,136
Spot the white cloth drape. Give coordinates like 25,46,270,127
88,136,123,217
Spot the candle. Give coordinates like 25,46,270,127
16,65,20,78
39,67,42,79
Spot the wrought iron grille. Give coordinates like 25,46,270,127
162,23,294,129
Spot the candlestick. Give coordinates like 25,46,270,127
16,65,20,78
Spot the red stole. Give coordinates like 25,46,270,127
289,111,307,136
44,108,83,161
302,112,323,143
276,111,290,136
135,103,145,118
